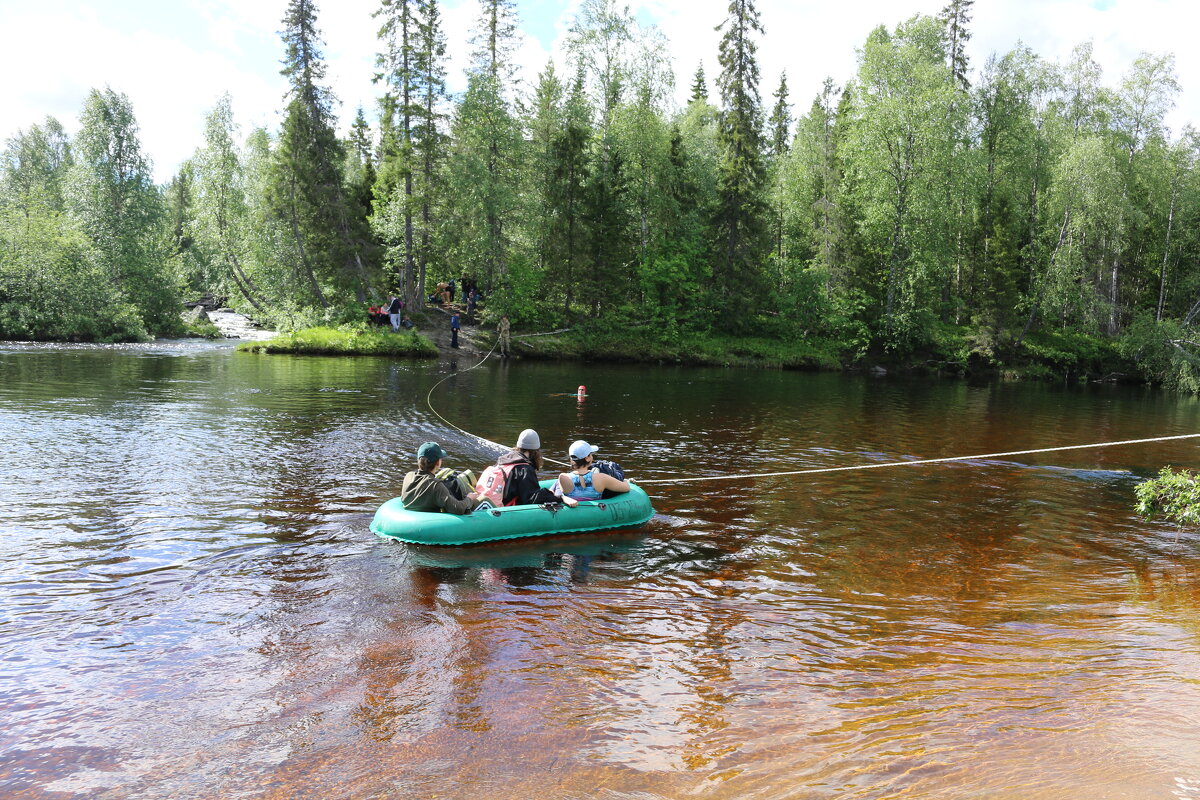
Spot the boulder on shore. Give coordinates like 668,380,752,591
182,306,210,325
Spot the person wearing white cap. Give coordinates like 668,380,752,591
489,428,559,506
558,440,630,501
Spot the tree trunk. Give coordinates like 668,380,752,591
228,251,268,314
1157,184,1177,322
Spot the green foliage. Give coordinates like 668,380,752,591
1116,315,1200,392
1135,467,1200,528
237,325,437,356
1019,329,1116,374
66,88,180,336
522,321,843,370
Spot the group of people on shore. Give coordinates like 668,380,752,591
369,294,414,332
399,429,629,514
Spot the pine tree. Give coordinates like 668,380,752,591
713,0,768,324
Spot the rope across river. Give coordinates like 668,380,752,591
423,337,572,468
425,337,1199,485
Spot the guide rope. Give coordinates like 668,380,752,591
635,433,1200,485
425,338,1198,484
424,336,572,467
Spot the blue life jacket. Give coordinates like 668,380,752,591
567,469,603,500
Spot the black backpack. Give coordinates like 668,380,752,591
594,460,625,480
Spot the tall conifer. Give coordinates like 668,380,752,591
713,0,768,323
273,0,371,306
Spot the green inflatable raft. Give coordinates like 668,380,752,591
370,480,655,546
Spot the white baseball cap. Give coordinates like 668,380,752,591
568,440,599,460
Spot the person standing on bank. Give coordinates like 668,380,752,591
495,429,558,505
400,442,481,514
497,314,511,358
386,293,404,332
450,311,461,348
558,440,630,500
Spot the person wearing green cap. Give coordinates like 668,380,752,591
400,442,481,514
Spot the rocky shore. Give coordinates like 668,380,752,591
183,296,277,340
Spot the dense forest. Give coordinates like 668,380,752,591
3,0,1200,385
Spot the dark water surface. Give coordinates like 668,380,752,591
3,341,1200,799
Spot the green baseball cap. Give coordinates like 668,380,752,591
417,442,448,461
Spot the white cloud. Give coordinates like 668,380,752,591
1,0,1197,185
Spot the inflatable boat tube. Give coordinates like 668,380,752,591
371,480,655,546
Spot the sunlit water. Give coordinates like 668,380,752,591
2,340,1200,799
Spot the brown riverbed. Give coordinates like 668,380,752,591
1,340,1199,799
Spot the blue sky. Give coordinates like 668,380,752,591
2,0,1197,182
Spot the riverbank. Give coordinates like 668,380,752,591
499,320,1151,385
223,309,1189,392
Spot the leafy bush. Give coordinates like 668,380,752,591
1136,467,1200,529
1020,329,1116,374
1117,315,1200,392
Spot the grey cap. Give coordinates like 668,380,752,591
515,428,541,450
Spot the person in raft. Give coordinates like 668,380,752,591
401,442,481,514
558,440,630,500
492,429,559,505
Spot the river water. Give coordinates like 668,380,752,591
2,340,1200,799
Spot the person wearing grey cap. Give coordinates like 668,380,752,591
492,428,559,506
558,440,630,500
400,442,481,514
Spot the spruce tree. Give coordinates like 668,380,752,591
545,69,592,316
690,63,708,103
373,0,421,299
444,0,522,287
769,72,792,156
938,0,973,89
273,0,371,306
713,0,768,325
414,0,448,300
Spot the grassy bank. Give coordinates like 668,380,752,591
500,318,1146,383
236,326,438,357
511,324,845,370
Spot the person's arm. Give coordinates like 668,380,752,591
594,470,630,494
434,480,479,515
558,473,574,495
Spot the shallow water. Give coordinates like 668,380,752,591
2,340,1200,799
